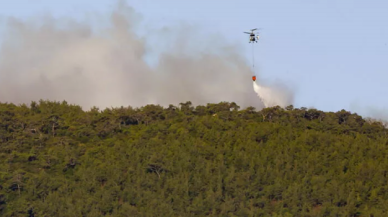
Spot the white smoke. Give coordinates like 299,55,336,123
0,1,294,110
253,80,293,108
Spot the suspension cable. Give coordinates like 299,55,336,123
252,43,255,72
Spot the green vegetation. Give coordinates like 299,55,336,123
1,100,388,216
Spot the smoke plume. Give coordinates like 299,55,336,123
349,102,388,123
0,1,293,110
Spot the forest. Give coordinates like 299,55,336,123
0,100,388,217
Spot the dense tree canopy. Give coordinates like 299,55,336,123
0,100,387,216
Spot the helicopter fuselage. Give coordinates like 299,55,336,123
249,35,258,43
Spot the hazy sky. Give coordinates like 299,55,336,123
0,0,387,118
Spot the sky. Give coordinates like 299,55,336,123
0,0,387,118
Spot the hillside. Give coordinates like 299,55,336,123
0,100,387,216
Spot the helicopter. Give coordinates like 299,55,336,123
244,28,260,43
